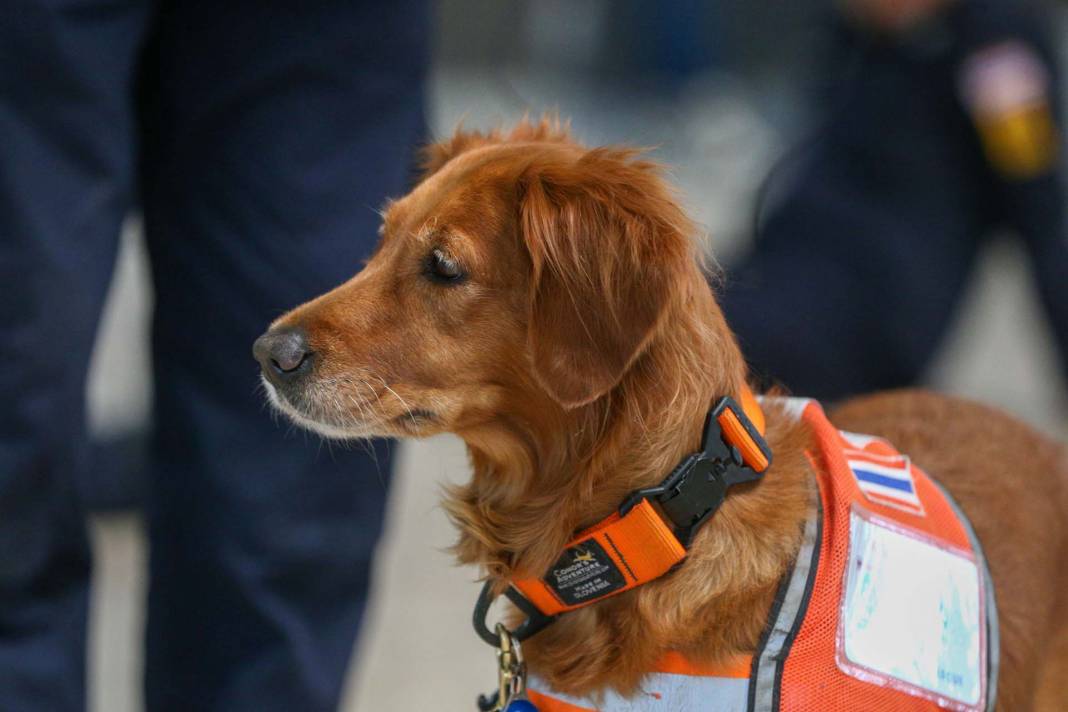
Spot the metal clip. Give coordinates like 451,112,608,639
476,623,533,711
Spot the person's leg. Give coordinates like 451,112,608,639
0,0,150,708
138,2,428,710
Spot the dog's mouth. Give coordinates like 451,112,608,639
261,378,378,439
261,376,439,440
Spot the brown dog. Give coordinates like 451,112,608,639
253,119,1068,710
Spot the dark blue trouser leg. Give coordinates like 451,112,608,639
138,2,428,710
0,1,150,709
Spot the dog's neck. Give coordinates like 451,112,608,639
447,278,813,697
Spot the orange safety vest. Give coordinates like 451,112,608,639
526,398,998,712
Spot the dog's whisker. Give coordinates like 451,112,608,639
374,376,416,423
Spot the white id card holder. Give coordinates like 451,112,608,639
837,505,986,711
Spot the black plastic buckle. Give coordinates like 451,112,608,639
618,396,772,548
472,580,557,647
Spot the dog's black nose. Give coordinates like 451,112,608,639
253,328,313,382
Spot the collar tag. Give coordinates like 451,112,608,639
542,539,626,606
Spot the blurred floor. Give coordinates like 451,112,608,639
85,67,1067,712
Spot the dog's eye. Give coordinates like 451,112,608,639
425,248,465,284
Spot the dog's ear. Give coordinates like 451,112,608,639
520,149,692,408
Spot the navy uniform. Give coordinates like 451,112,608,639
0,1,427,710
722,0,1066,400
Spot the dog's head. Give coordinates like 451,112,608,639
253,119,705,442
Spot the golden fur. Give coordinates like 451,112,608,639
260,118,1068,709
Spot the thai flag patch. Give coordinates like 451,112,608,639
840,431,926,517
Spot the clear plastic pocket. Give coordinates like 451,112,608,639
837,504,986,711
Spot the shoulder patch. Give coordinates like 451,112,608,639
840,431,926,517
959,41,1059,178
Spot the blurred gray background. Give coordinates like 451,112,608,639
85,2,1068,710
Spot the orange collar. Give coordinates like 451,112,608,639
473,386,772,646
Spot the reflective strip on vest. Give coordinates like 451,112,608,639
748,485,822,712
528,672,750,711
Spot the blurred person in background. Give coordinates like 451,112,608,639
722,0,1067,401
0,1,426,711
